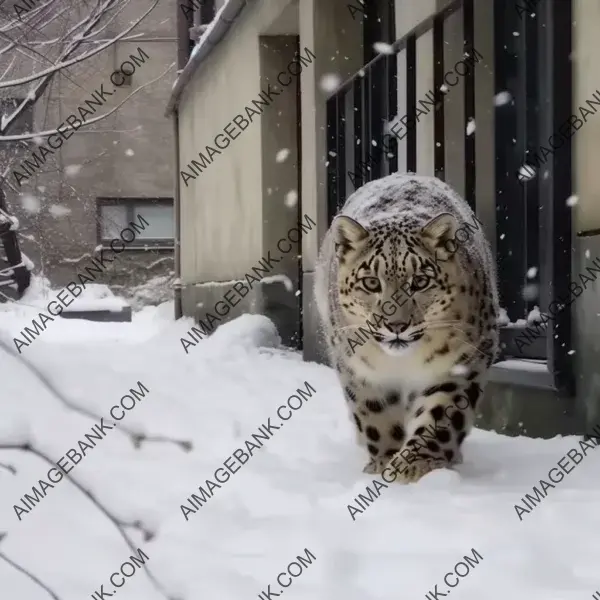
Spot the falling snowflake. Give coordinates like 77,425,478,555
328,151,337,157
567,350,576,356
49,204,72,218
494,91,512,106
522,283,539,301
373,42,394,55
65,164,81,177
20,194,40,214
585,249,591,259
512,31,520,36
33,136,44,145
275,148,290,163
125,149,135,156
466,119,476,136
319,73,342,93
37,185,46,193
500,233,506,240
450,364,469,376
527,266,538,279
440,84,449,94
285,190,298,208
566,195,578,207
518,164,537,183
358,69,365,78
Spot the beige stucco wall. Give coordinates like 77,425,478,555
299,0,363,359
573,0,600,232
177,0,297,294
299,0,364,274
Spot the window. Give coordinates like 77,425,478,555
97,198,174,249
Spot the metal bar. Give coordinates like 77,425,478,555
548,0,574,394
463,0,476,209
353,77,364,189
326,96,339,223
327,0,463,100
406,34,417,172
494,0,526,322
433,12,445,180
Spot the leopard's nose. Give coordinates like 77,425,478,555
385,320,410,334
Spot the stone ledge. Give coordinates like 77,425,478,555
59,306,132,322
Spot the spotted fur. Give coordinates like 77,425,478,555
315,173,500,483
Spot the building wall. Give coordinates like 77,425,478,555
572,0,600,434
299,0,363,361
177,0,301,343
1,0,177,297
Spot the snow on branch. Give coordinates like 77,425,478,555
0,0,159,137
0,0,159,90
0,63,175,142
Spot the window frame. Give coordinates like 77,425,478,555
96,197,175,250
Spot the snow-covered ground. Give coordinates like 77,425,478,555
1,299,599,600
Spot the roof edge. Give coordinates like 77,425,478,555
165,0,253,117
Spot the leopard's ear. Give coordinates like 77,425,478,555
421,213,458,261
332,216,369,260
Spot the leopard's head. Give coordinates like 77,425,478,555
333,212,464,356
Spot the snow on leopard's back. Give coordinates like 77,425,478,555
341,172,478,230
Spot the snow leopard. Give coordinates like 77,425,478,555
315,172,499,483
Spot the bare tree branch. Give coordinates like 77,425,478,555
0,443,171,599
0,551,62,600
0,0,62,33
0,0,122,133
0,336,193,452
0,0,160,91
0,461,16,474
0,64,175,141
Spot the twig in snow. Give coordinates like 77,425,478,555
0,550,62,600
0,337,193,453
0,442,170,599
0,460,16,474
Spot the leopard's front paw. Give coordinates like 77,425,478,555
385,455,448,484
362,457,385,474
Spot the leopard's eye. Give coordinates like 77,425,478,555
360,277,381,293
411,275,430,292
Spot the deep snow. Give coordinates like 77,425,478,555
0,297,599,600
